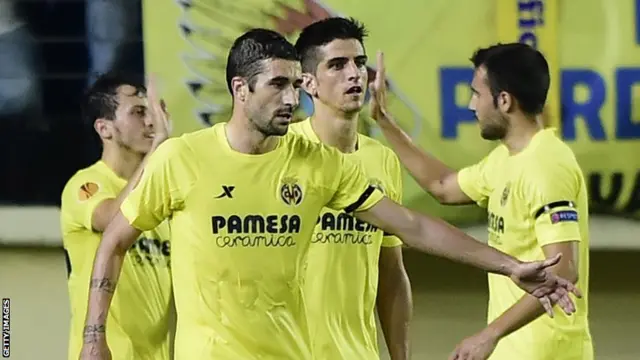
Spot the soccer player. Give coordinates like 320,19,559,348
80,30,580,360
60,73,173,360
291,18,412,360
369,44,592,360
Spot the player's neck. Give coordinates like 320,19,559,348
101,146,144,180
226,117,279,155
310,103,359,153
502,115,543,155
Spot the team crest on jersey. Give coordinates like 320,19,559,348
77,182,99,201
369,178,385,195
500,182,511,207
280,177,303,206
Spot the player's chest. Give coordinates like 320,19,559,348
189,162,327,210
485,174,534,251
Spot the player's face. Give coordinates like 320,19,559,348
99,85,154,154
468,67,509,140
310,39,368,114
244,59,302,136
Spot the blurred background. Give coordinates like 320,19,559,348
0,0,639,359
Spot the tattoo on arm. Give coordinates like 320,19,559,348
90,278,116,294
82,324,106,344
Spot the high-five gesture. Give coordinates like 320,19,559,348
146,75,172,148
369,51,390,122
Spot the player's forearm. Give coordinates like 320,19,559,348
483,294,546,341
377,266,412,360
377,116,455,195
403,213,520,276
83,237,128,343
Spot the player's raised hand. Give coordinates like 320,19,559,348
146,74,172,148
369,50,390,122
509,253,582,316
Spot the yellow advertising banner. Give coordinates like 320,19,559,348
143,0,640,225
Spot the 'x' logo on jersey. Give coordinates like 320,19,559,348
215,185,235,199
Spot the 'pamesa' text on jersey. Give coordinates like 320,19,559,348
211,214,301,248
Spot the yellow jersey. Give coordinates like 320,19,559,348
457,128,593,360
120,122,385,360
290,118,403,359
60,160,172,360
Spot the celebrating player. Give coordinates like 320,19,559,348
291,18,412,360
80,30,580,360
370,43,592,360
61,73,173,360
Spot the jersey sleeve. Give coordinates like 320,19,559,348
326,150,385,213
382,152,403,247
457,153,493,208
121,138,196,231
524,162,582,247
60,170,117,231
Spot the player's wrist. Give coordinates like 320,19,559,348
501,257,522,277
481,323,505,341
82,324,107,344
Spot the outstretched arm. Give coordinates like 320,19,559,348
353,197,580,315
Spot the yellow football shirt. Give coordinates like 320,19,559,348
290,118,403,359
60,161,172,360
457,129,593,360
120,122,385,360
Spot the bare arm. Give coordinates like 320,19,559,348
377,246,412,360
376,119,471,205
369,51,471,205
355,197,519,275
82,212,142,345
449,241,579,359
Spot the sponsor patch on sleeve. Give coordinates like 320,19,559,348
77,182,99,201
550,210,578,224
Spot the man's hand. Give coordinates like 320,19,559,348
79,325,111,360
146,75,171,148
449,329,499,360
508,253,582,316
369,51,391,123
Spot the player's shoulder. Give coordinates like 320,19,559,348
62,162,111,198
284,127,341,158
529,129,580,170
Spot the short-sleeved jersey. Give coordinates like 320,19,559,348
289,118,403,359
457,129,593,360
120,122,384,360
60,160,172,360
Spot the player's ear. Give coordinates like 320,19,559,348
497,91,514,113
94,118,113,140
231,77,248,102
301,73,318,97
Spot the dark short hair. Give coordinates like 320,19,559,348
470,43,549,115
82,72,146,125
225,28,298,94
295,17,368,74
